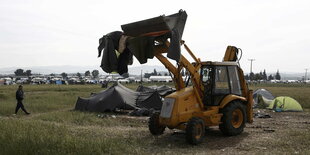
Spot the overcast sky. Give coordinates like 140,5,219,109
0,0,309,74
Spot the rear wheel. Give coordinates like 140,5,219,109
149,113,165,135
219,101,246,136
186,117,205,145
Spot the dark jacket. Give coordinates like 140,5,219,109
98,31,133,75
98,31,123,73
16,89,24,100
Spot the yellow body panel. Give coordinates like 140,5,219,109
160,87,225,129
219,95,247,109
160,87,199,128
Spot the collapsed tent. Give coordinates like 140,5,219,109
75,83,137,112
75,83,169,112
253,89,275,108
267,96,303,112
136,85,175,97
135,85,175,110
258,96,274,108
136,91,162,110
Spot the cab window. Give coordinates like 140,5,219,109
228,66,242,95
214,66,230,94
201,66,212,83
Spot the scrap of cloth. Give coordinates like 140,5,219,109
127,36,155,64
97,31,133,75
166,10,187,62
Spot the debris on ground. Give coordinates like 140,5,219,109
254,110,272,118
263,129,275,132
254,113,272,118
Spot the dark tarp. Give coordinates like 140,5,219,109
136,91,162,110
155,85,176,96
136,85,175,97
115,83,139,107
75,83,164,112
75,84,136,112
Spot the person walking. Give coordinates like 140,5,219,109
15,85,30,115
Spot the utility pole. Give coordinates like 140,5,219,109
248,59,255,81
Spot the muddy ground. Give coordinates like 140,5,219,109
140,109,310,154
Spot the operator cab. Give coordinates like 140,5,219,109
201,61,242,106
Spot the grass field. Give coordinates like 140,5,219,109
0,83,309,154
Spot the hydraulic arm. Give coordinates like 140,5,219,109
154,42,204,108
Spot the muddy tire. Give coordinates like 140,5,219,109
219,101,246,136
149,112,165,135
186,117,205,145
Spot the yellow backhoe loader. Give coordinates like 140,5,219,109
120,10,253,144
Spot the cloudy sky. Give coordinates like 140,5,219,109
0,0,309,74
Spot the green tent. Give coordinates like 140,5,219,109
256,95,273,108
267,96,303,112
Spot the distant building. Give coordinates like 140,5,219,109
1,77,13,85
149,76,172,82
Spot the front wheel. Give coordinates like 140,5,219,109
149,112,165,135
219,101,246,136
186,117,205,145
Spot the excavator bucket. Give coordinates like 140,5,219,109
121,10,188,63
121,10,187,37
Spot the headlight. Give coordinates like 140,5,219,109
160,98,175,118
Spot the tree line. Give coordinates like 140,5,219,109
14,69,32,77
244,69,281,81
14,69,100,79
